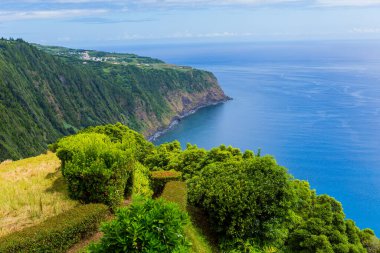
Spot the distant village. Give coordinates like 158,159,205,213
81,51,116,62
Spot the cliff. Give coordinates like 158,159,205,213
0,39,229,161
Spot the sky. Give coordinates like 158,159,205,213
1,0,380,47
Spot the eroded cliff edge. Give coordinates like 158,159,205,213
0,39,229,161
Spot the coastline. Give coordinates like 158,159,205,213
147,97,232,142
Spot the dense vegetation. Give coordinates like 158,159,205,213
145,142,379,252
57,133,134,208
0,38,227,161
44,123,379,252
55,123,153,208
89,198,190,252
0,203,108,253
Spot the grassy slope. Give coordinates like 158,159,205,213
0,152,77,237
187,206,220,253
161,181,214,253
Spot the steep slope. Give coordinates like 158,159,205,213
0,39,229,161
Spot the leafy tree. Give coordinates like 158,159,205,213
201,144,243,165
79,122,154,162
188,156,294,248
168,144,208,179
143,140,182,170
360,229,380,253
286,182,366,253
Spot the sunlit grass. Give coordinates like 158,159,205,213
0,152,78,237
185,222,213,253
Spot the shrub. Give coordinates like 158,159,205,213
143,140,182,170
188,157,294,247
132,162,153,199
47,142,59,152
0,204,108,253
150,170,182,195
57,133,133,208
170,144,208,179
286,181,367,253
144,143,246,180
220,238,264,253
161,181,187,211
88,198,190,253
203,145,243,165
360,228,380,253
79,123,154,163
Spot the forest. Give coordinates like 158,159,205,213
0,38,227,161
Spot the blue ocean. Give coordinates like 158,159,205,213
101,40,380,234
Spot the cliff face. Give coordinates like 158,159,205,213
141,75,228,137
0,39,228,161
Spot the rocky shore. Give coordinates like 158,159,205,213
148,95,231,142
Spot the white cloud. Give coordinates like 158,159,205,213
0,9,108,22
135,0,380,6
128,0,303,7
1,0,304,6
2,0,113,2
3,0,380,7
316,0,380,7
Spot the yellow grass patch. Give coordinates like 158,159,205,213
0,152,78,237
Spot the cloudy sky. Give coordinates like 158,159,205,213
1,0,380,47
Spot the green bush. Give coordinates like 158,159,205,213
143,140,182,170
88,198,190,253
57,133,133,208
359,228,380,253
169,144,208,179
219,238,264,253
132,162,153,199
188,157,294,247
151,170,182,195
286,181,367,253
144,143,249,180
0,204,108,253
161,181,187,211
47,142,59,153
79,123,154,163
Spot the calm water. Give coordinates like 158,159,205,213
101,40,380,234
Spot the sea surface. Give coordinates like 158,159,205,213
99,40,380,234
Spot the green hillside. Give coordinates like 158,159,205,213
0,38,228,161
1,124,378,253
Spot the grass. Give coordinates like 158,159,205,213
187,206,220,253
185,223,214,253
161,181,215,253
161,181,187,211
0,152,77,237
151,170,182,180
